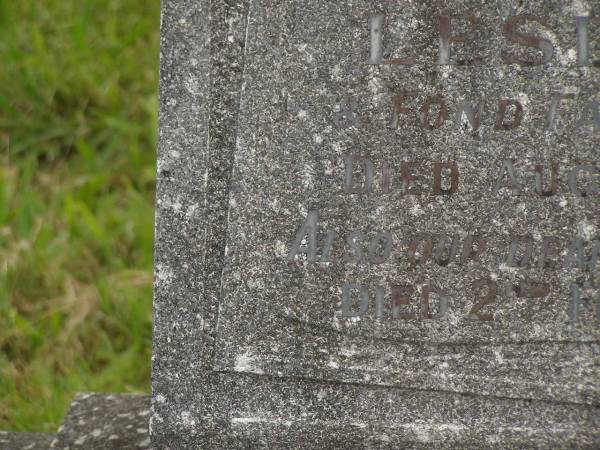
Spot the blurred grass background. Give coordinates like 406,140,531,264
0,0,159,432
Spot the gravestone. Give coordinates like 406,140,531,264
152,0,600,447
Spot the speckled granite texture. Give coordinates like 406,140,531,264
0,432,54,450
152,0,600,447
215,0,600,404
50,393,150,450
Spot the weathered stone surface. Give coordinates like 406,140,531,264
50,393,150,450
152,0,600,447
0,432,54,450
214,0,600,405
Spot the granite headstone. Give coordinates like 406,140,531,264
152,0,600,447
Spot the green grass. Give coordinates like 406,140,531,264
0,0,159,432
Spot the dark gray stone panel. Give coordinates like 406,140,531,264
214,0,600,404
0,432,54,450
50,393,150,450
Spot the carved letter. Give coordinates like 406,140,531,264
400,162,418,194
575,16,598,67
461,235,486,263
368,14,385,64
564,239,600,270
495,99,523,130
494,159,522,194
287,210,319,262
368,14,416,65
438,14,482,65
539,236,561,269
455,99,484,132
534,163,558,196
576,100,600,132
421,285,449,319
391,91,417,128
368,232,393,264
433,234,460,266
420,95,448,129
375,285,385,319
546,93,575,131
506,236,534,268
342,283,369,317
568,283,600,324
469,278,497,321
433,162,459,195
392,285,415,319
344,155,374,194
345,232,365,264
381,161,391,193
568,165,599,197
408,234,433,265
502,15,554,65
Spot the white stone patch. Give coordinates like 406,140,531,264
185,203,199,218
91,429,102,438
331,313,342,330
313,134,323,144
498,263,519,273
324,159,335,175
298,110,307,120
410,203,424,216
339,345,358,357
331,141,345,153
398,422,466,442
572,0,591,16
155,264,174,285
184,75,199,95
180,411,196,427
439,65,452,79
155,394,166,404
561,48,577,66
517,93,531,121
494,348,505,364
368,76,384,106
231,417,292,427
577,220,597,240
275,240,288,258
327,359,340,369
331,64,343,81
303,163,315,188
234,351,264,374
445,310,461,326
316,389,327,400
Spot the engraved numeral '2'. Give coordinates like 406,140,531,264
469,278,497,321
